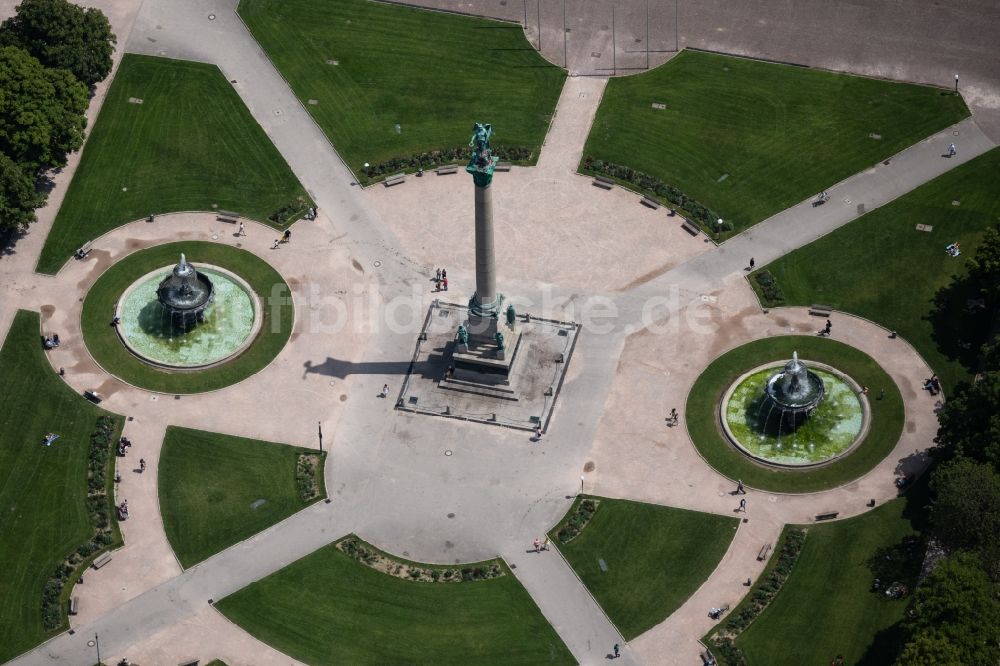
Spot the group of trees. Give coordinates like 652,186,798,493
896,227,1000,664
0,0,114,233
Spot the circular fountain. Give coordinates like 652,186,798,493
720,352,869,467
115,255,261,369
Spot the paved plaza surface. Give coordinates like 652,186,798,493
1,0,997,664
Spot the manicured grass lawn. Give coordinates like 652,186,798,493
551,497,737,640
686,336,903,493
582,50,968,235
752,147,1000,392
158,426,324,568
734,492,924,665
238,0,565,177
81,241,293,394
216,540,574,665
38,54,311,274
0,311,122,662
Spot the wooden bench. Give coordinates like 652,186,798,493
75,241,93,259
216,210,239,224
681,219,701,236
495,161,512,172
69,596,79,615
640,196,661,209
815,511,839,521
809,304,833,317
436,164,459,175
83,390,102,404
92,551,112,569
384,173,406,187
757,542,772,561
592,175,615,190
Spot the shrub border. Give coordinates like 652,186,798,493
336,535,506,583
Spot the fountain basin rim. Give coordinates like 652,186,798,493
114,263,262,371
719,359,871,469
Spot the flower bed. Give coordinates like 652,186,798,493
337,536,505,583
363,145,533,183
296,453,321,501
553,496,602,544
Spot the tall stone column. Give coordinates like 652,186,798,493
466,123,502,336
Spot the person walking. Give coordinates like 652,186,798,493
435,268,442,284
613,644,620,659
739,498,747,512
533,426,542,442
238,221,246,236
533,538,540,552
380,383,389,398
442,276,448,291
824,319,832,336
668,408,678,425
542,537,550,551
948,143,957,157
749,257,755,270
736,479,745,494
271,238,280,249
282,229,291,243
139,458,146,473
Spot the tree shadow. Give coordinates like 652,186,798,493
925,273,991,375
856,622,905,666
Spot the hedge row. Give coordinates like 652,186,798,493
363,145,533,182
754,270,785,304
338,536,504,583
41,415,120,630
555,497,601,544
707,528,808,665
581,156,726,232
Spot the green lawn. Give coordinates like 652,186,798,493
551,496,737,640
81,241,293,394
216,540,574,665
582,50,968,235
0,311,122,662
158,426,324,568
38,54,311,274
734,492,925,665
752,147,1000,393
687,336,904,493
238,0,565,178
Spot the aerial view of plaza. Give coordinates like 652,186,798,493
2,0,999,664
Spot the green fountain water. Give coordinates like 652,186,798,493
118,267,257,368
722,364,866,467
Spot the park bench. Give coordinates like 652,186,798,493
809,304,833,317
436,164,459,175
681,219,701,236
384,173,406,187
75,241,93,260
495,161,512,172
69,596,79,615
815,511,839,521
592,175,615,190
640,196,661,209
216,210,239,224
757,542,773,561
83,390,102,404
92,551,112,569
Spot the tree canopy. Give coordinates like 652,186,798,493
0,0,115,86
935,370,1000,468
897,554,1000,665
0,153,44,231
930,457,1000,576
0,45,88,172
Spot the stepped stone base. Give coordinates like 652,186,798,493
397,300,579,430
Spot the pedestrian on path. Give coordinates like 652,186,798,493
282,229,291,243
542,537,550,551
948,143,957,157
736,479,745,494
435,268,442,284
668,408,678,426
749,257,755,271
613,644,620,658
442,277,448,291
238,221,246,236
532,426,542,442
533,537,540,552
442,268,447,280
739,498,747,512
139,458,146,473
271,238,280,249
820,319,832,337
379,383,389,398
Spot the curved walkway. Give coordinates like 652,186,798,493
1,0,997,664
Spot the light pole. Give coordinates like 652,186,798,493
954,73,959,94
580,475,585,494
717,218,724,241
317,420,323,453
363,162,370,179
88,633,100,665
